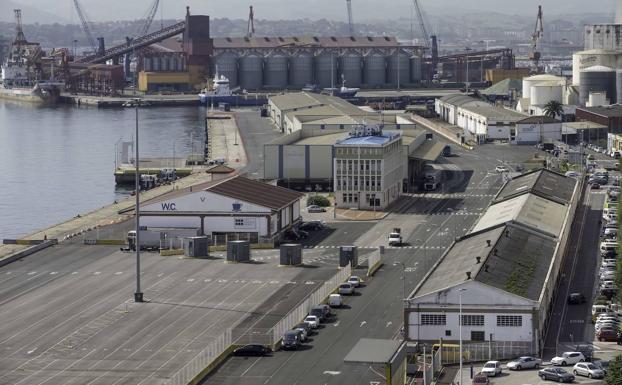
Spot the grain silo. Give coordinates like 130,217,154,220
410,56,423,83
339,52,363,87
264,54,288,89
288,53,314,88
579,65,616,105
239,54,263,90
315,53,337,88
387,51,410,87
572,49,618,85
212,52,239,88
363,52,386,87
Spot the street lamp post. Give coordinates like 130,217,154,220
465,47,472,93
459,288,466,385
133,99,144,303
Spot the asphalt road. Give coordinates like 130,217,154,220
235,109,282,179
204,142,535,385
0,245,343,385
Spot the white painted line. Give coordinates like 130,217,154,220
114,272,123,275
323,371,341,376
26,348,37,355
360,321,367,327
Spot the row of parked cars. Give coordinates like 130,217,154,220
586,143,621,159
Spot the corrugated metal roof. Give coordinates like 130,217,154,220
517,116,559,124
460,105,527,120
270,92,325,111
495,169,576,205
439,94,483,106
409,139,445,161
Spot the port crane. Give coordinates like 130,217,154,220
247,5,255,38
72,0,98,54
346,0,354,35
530,5,544,72
136,0,160,37
412,0,438,78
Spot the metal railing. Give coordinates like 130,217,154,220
440,341,534,364
165,329,231,385
272,265,352,345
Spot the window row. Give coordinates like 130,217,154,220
335,159,382,173
420,314,523,327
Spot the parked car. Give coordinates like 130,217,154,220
303,315,319,329
551,352,586,366
573,362,605,378
597,328,619,342
594,360,609,374
309,306,326,322
472,373,489,385
282,330,302,350
348,276,362,287
539,367,575,382
506,356,542,370
294,322,312,337
338,282,355,295
232,344,271,356
495,165,510,173
329,293,343,307
481,361,502,377
292,325,308,341
300,220,326,231
592,183,601,190
307,205,326,213
568,293,586,304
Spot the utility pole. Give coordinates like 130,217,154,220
134,98,143,303
346,0,354,35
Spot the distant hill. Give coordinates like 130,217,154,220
0,0,69,24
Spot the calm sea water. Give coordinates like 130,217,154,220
0,101,207,240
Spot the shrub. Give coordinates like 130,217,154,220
307,195,330,207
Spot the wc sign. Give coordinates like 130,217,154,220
161,202,177,211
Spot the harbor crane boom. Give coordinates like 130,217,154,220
412,0,430,50
530,5,544,71
247,5,255,38
136,0,160,37
72,0,98,54
346,0,354,35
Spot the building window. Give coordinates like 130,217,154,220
461,315,484,326
471,331,486,341
445,330,452,336
234,218,244,226
497,315,522,327
321,124,326,130
340,124,345,130
421,314,446,325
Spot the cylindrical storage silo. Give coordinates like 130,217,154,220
363,53,386,87
617,70,622,104
579,65,616,106
531,82,563,106
239,55,263,90
388,52,410,87
289,54,314,88
410,56,423,83
339,53,363,87
212,52,238,88
572,49,619,85
315,53,337,88
264,55,288,89
522,74,565,100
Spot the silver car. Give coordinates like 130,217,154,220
573,362,605,379
506,356,542,370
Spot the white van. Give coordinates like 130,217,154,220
329,294,343,307
592,305,614,316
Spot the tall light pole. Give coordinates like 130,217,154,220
134,98,144,303
459,288,466,385
465,47,472,93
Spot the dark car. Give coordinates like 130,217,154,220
568,293,586,304
597,328,619,342
300,221,325,231
310,306,326,321
539,367,575,382
282,330,302,350
232,344,271,357
294,322,313,336
591,183,601,190
472,373,489,385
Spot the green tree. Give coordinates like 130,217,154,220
606,355,622,385
543,100,563,119
307,195,330,207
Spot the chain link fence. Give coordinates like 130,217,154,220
439,341,534,364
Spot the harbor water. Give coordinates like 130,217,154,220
0,101,207,240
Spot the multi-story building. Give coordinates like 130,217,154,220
334,125,404,210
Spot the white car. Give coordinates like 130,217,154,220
506,356,542,370
348,276,362,287
573,362,605,379
551,352,586,366
303,315,319,329
495,165,510,173
388,232,402,246
338,282,355,295
481,361,502,376
307,205,326,213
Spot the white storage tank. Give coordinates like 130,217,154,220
530,81,563,105
289,53,314,88
363,52,386,87
522,74,565,100
239,54,263,90
315,53,338,88
388,51,410,86
339,53,363,87
264,54,288,89
572,49,618,85
579,65,616,106
212,52,239,88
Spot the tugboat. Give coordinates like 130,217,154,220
198,72,267,107
322,75,359,98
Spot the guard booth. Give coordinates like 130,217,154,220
344,338,408,385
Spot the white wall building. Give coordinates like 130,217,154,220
139,176,303,244
435,94,489,126
513,116,562,145
457,105,527,143
405,170,578,354
334,126,404,210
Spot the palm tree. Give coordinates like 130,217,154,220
543,100,564,120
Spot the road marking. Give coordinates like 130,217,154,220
360,321,367,327
386,321,393,328
27,272,36,275
93,272,101,275
187,278,195,282
26,348,37,355
114,271,123,275
71,271,78,275
305,281,315,285
334,321,340,327
323,371,341,375
49,272,58,275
